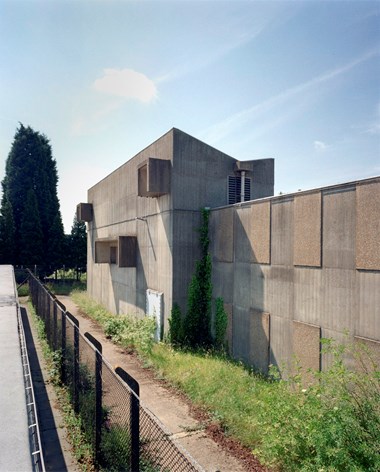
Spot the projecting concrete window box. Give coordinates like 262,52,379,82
137,158,171,197
95,236,137,267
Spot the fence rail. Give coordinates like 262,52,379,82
28,271,202,472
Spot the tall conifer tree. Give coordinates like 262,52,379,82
0,196,16,263
68,214,87,278
0,124,64,271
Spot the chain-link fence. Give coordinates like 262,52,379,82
28,271,203,472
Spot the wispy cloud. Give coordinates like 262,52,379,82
154,3,298,85
314,140,328,151
155,27,264,84
201,48,379,144
93,68,157,103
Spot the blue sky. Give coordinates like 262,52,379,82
1,0,379,233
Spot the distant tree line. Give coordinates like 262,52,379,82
0,124,86,276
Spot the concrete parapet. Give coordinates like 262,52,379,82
292,321,321,384
250,201,271,264
293,192,321,267
356,180,380,270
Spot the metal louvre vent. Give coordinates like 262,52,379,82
228,176,251,204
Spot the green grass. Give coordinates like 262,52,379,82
27,301,95,471
17,284,29,297
72,291,156,354
72,292,380,471
45,280,86,296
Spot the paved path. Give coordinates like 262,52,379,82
0,265,32,472
21,305,79,472
59,295,253,472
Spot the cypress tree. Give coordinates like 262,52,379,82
0,196,16,264
47,213,66,273
19,189,44,265
68,214,87,279
1,124,64,270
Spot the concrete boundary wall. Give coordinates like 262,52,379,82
210,177,380,375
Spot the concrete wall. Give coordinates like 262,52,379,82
86,128,274,332
210,177,380,375
87,129,174,322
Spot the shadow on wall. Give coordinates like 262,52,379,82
210,205,275,375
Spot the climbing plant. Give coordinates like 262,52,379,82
168,208,228,350
183,208,212,348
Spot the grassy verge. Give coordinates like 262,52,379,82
27,301,95,471
72,292,380,471
45,280,86,296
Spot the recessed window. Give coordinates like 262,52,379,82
110,246,117,264
228,176,251,204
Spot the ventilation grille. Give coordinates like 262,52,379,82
228,176,251,204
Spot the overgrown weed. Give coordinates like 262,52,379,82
72,291,156,354
72,293,380,471
27,302,95,471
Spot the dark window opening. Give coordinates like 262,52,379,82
228,176,251,204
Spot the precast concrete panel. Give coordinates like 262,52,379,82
269,315,293,372
293,321,321,384
356,180,380,270
209,208,234,263
232,306,251,365
233,262,251,310
356,270,380,340
250,201,271,264
234,206,253,262
323,188,356,269
250,309,270,374
293,192,321,267
320,328,355,371
322,268,356,333
212,262,234,303
294,267,323,325
250,263,266,312
354,335,380,371
265,266,294,320
271,199,294,266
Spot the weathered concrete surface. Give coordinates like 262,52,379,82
0,265,32,472
87,128,274,329
293,192,321,267
211,178,380,375
356,179,380,270
292,321,321,383
58,296,254,472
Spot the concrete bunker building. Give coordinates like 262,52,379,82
79,128,380,374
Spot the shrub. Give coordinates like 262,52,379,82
168,303,183,346
255,339,380,470
214,297,228,349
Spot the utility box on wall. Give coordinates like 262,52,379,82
146,289,163,341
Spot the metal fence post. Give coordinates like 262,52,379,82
61,310,66,384
66,311,79,413
115,366,140,472
84,332,103,465
52,300,57,351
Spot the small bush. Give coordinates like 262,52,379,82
168,303,183,345
72,292,156,355
17,284,29,297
